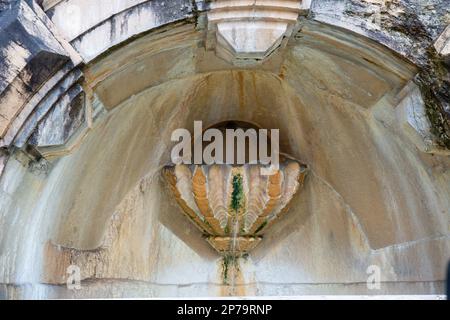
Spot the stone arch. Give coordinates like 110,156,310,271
0,0,449,298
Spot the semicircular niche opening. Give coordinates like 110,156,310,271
164,121,308,256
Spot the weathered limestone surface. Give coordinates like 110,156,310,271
0,0,84,153
1,0,449,152
28,84,85,147
12,67,84,148
308,0,450,149
0,0,69,137
0,0,448,299
44,0,197,62
395,81,449,154
2,64,448,297
311,0,449,65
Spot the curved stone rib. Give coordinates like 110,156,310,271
248,169,283,234
272,161,302,218
264,170,283,215
244,165,269,233
164,167,213,234
208,165,229,230
259,163,307,234
192,166,225,235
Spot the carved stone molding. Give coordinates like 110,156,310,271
0,0,84,158
207,0,308,65
0,0,69,139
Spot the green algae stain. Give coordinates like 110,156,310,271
230,173,244,213
222,255,234,285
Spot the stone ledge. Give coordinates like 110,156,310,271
0,280,445,299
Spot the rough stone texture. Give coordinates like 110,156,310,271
0,0,448,154
1,20,449,298
11,67,84,148
0,0,69,138
310,0,450,148
28,85,85,147
45,0,197,62
0,0,449,299
310,0,449,65
415,50,450,149
395,81,448,154
0,0,84,157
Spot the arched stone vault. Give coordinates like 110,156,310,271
0,0,449,298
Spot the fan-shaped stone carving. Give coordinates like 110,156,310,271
164,160,307,256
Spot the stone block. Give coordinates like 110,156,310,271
29,84,85,147
0,0,69,138
395,82,449,155
207,0,308,65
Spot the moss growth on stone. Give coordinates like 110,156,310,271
385,5,449,149
222,255,234,284
415,48,450,149
230,174,244,213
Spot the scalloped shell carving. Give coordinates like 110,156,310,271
164,160,307,255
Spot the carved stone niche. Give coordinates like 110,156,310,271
207,0,305,65
164,160,307,256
